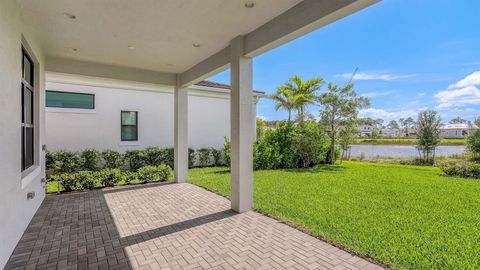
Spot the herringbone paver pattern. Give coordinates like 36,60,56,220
5,183,384,270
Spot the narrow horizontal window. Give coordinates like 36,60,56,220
121,111,138,141
46,91,95,109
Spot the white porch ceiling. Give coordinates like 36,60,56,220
18,0,302,74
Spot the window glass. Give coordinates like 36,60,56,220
24,88,33,124
121,111,137,125
121,126,137,141
23,55,32,85
121,111,138,141
46,91,94,109
25,127,34,168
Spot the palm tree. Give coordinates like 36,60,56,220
269,86,296,122
274,76,324,123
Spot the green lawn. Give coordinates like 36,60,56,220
355,138,465,145
189,162,480,270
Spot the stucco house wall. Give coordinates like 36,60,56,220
45,74,260,152
0,1,46,268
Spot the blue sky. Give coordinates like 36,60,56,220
209,0,480,123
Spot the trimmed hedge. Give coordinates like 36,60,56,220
46,147,226,175
50,165,172,192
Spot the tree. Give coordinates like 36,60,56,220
416,110,442,163
400,117,416,136
475,117,480,127
466,128,480,162
374,119,384,129
466,117,480,162
338,122,359,160
284,75,324,123
387,120,399,129
318,83,370,164
269,87,296,122
256,118,266,141
449,117,467,124
372,128,380,138
270,76,324,123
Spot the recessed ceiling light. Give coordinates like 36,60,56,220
244,1,255,8
193,43,201,48
63,12,76,19
127,45,135,49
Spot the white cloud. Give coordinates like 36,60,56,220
359,108,419,121
448,71,480,88
360,90,398,98
435,86,480,108
337,72,414,81
256,115,267,121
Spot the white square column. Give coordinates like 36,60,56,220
174,75,188,183
230,36,254,213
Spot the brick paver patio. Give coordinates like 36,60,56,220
5,183,383,270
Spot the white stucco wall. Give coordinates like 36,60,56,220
45,74,259,152
0,1,46,268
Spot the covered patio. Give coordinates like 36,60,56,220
1,0,381,268
5,183,383,270
16,0,379,213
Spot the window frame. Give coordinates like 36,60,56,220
45,90,95,109
120,111,138,141
21,48,35,171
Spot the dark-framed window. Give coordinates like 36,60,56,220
46,90,95,109
121,111,138,141
22,48,35,171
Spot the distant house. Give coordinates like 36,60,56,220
441,123,479,139
358,124,375,137
380,128,400,137
399,128,417,138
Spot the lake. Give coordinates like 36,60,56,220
349,145,466,158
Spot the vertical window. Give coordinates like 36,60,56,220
121,111,138,141
22,49,34,171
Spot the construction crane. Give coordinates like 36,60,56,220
346,67,358,85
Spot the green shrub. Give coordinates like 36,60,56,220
254,122,297,170
54,173,78,192
188,148,196,168
253,140,282,170
138,165,172,183
223,137,231,167
75,171,96,190
146,147,175,169
53,150,80,173
466,128,480,162
124,150,145,171
45,150,56,171
439,161,480,179
79,149,100,171
197,148,212,167
123,171,138,185
292,122,330,168
211,148,223,166
98,168,122,187
144,147,163,166
161,148,175,169
101,150,124,169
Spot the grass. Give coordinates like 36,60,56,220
355,138,465,145
189,162,480,270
